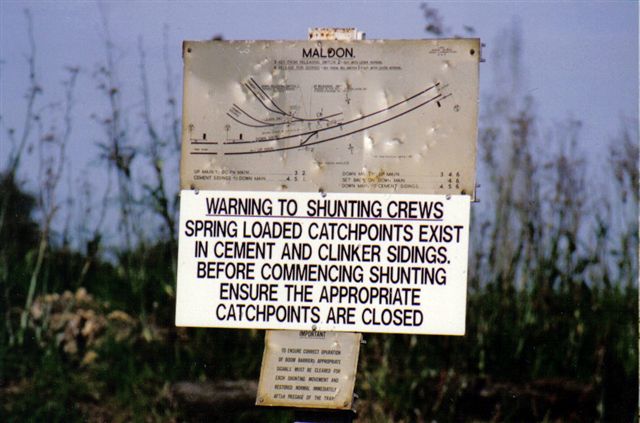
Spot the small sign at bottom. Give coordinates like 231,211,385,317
257,330,361,409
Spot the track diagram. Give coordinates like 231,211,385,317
219,80,450,156
226,78,343,129
180,39,479,194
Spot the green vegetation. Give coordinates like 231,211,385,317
1,8,637,423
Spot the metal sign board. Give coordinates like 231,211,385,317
256,330,361,409
180,38,479,197
175,190,470,335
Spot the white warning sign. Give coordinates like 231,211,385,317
176,190,470,335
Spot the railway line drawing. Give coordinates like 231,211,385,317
194,79,451,156
180,39,479,194
226,78,343,128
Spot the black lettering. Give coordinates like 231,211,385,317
302,47,354,58
281,243,312,260
184,219,237,237
325,306,356,324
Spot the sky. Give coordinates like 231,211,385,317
0,1,638,243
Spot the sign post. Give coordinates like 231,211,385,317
176,28,480,420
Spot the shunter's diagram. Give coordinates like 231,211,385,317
181,39,479,195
